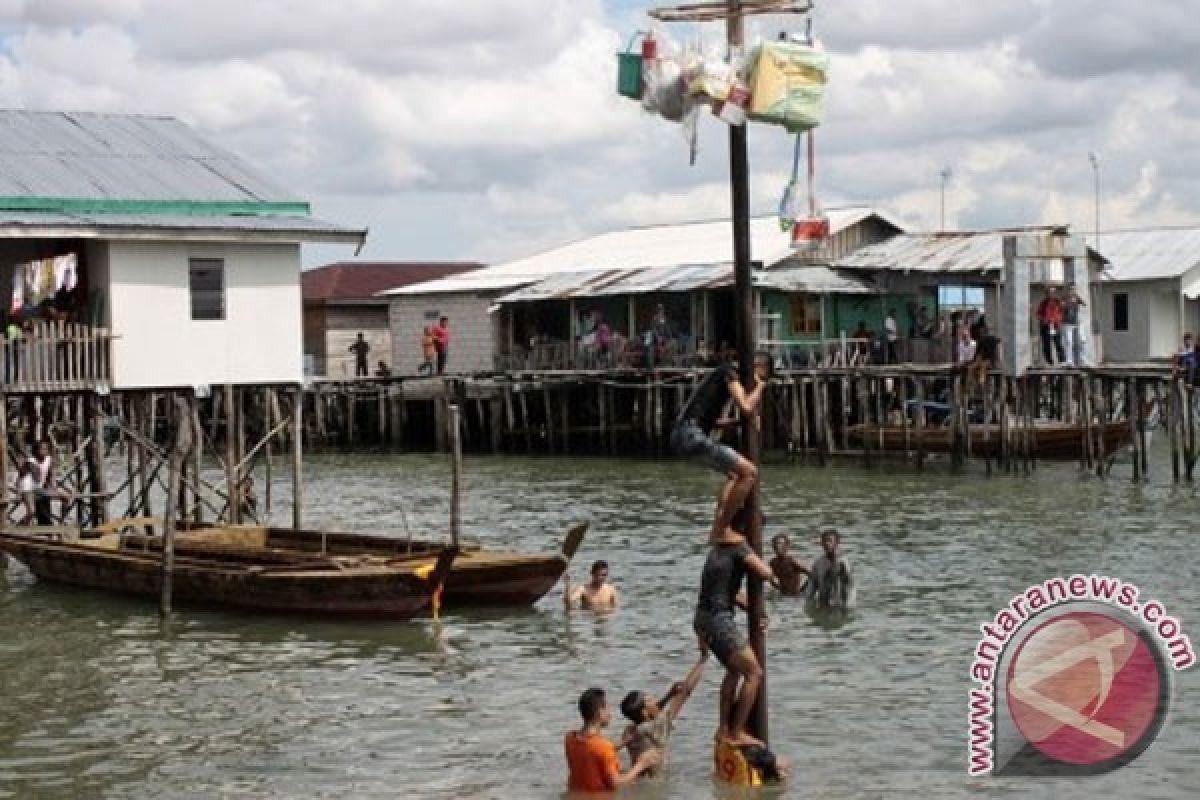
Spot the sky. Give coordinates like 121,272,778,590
0,0,1197,267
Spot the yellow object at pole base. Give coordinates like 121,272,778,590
713,740,765,786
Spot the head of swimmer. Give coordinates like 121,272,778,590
771,533,790,557
588,560,609,589
578,687,611,728
819,528,840,558
620,690,659,725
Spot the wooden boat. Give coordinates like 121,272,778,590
0,525,457,619
847,421,1132,461
117,520,586,607
191,524,585,607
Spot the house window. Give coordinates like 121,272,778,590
1113,292,1129,332
189,259,225,320
937,286,986,311
789,293,822,336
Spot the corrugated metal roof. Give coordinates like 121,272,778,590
0,210,365,243
385,207,900,296
0,111,301,206
493,263,877,304
835,231,1033,273
1094,227,1200,282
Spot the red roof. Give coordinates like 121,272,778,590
303,261,481,300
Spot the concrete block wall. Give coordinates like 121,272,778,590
389,292,497,374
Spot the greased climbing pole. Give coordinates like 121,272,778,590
648,0,816,754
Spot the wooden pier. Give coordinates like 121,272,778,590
293,365,1197,482
1,363,1195,532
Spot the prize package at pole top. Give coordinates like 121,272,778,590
616,28,830,249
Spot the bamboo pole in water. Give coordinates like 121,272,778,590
1127,378,1141,483
448,404,462,549
292,386,304,532
160,395,193,617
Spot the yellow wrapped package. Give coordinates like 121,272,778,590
745,41,829,132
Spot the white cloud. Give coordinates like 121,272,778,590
0,0,1197,265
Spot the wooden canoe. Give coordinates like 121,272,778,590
0,526,457,619
161,521,586,607
847,421,1132,460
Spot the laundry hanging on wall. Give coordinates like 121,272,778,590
10,253,78,313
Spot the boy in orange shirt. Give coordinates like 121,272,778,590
565,688,658,793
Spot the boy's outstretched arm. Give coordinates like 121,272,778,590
664,641,709,721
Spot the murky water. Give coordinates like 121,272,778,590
1,450,1198,799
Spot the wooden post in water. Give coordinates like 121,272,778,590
190,395,204,524
0,393,7,521
160,394,194,617
292,386,304,531
448,404,463,549
224,384,238,524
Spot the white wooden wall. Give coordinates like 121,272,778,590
107,240,302,388
388,292,497,375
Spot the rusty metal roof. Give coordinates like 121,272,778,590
835,230,1059,273
386,207,902,296
493,263,877,303
1093,226,1200,282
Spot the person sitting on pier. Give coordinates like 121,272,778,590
374,360,391,378
564,560,619,611
618,640,708,777
694,505,782,748
565,688,659,793
670,352,769,542
807,528,854,610
768,533,810,598
971,325,1002,391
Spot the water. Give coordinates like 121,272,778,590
1,452,1198,799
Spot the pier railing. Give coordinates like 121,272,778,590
2,321,113,392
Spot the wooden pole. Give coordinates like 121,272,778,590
726,1,766,745
159,394,193,617
448,404,462,549
292,386,304,530
0,393,7,522
224,384,238,524
190,395,204,524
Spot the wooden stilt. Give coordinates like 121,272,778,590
224,384,238,524
292,386,303,530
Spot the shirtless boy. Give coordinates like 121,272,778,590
564,560,619,611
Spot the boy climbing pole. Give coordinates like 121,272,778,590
670,352,770,541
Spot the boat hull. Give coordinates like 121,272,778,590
254,527,570,607
848,422,1132,461
0,533,445,619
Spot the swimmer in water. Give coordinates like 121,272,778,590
807,528,854,610
565,688,659,793
768,533,810,598
617,639,708,777
564,560,619,611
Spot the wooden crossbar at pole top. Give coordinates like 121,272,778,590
649,0,812,22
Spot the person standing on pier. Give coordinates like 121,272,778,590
694,505,782,748
433,316,450,375
1036,287,1066,366
883,308,899,364
1062,286,1087,367
349,332,370,377
670,352,768,542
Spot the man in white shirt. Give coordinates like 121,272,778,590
883,309,899,364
